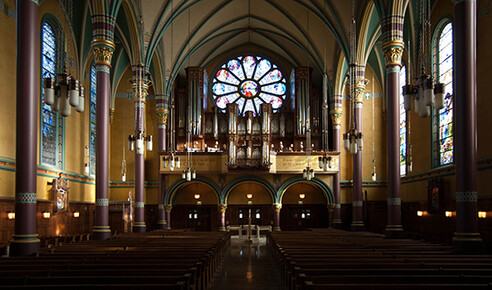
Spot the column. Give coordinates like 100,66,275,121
164,204,173,229
452,0,482,252
157,174,167,229
91,14,115,240
132,65,149,233
351,69,366,231
156,94,169,153
329,96,342,226
10,0,40,256
218,204,227,231
382,40,404,237
273,203,282,231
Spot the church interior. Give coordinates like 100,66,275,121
1,0,492,288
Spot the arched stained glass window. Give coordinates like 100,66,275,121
89,65,97,176
433,22,454,166
211,55,287,115
41,21,63,168
399,66,407,176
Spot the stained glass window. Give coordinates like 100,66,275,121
399,66,407,176
41,21,61,167
211,55,287,115
434,22,454,166
89,65,97,176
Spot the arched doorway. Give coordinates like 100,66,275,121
225,181,274,228
171,181,220,231
280,181,329,230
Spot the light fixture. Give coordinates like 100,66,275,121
121,142,127,181
128,132,153,156
299,193,306,199
181,117,197,181
194,194,200,200
42,211,51,219
73,211,80,218
84,145,90,175
303,164,315,181
246,193,253,199
445,211,453,218
318,155,334,171
42,2,84,116
343,130,363,154
478,211,487,219
162,153,181,172
402,0,444,116
7,211,15,220
417,211,424,217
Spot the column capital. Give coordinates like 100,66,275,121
219,204,228,212
382,41,404,68
274,203,282,212
353,79,368,103
330,113,342,126
92,43,115,68
164,204,173,212
109,108,115,125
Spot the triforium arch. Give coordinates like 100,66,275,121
165,177,222,205
222,176,276,205
277,177,334,205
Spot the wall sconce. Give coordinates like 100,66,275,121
7,211,15,220
194,194,201,200
246,193,253,199
42,211,51,219
478,211,487,219
417,211,424,217
445,211,454,218
299,193,306,199
73,211,80,218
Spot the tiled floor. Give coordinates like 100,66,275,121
212,237,286,289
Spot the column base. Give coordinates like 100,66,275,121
133,222,147,233
156,220,167,229
273,227,281,232
9,234,40,256
452,232,483,253
332,219,343,229
93,226,111,240
218,227,226,232
351,221,365,231
384,225,404,239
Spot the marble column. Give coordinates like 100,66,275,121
218,204,227,231
273,203,282,231
157,174,167,229
132,65,149,233
330,107,342,227
91,14,115,240
10,0,41,256
351,73,367,231
452,0,482,252
382,40,404,237
164,204,173,229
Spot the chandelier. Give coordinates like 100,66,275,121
402,0,444,117
42,1,83,116
318,155,334,171
343,4,364,155
182,116,197,181
128,66,153,155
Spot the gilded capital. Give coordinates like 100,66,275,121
382,41,404,68
93,44,114,68
109,108,115,125
353,80,368,103
330,113,342,125
157,111,168,125
274,203,282,212
219,204,228,213
164,204,173,213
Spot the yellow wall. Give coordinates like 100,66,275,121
0,0,95,203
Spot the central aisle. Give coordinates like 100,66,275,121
212,237,285,289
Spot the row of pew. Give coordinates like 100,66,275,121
0,230,230,289
268,228,492,289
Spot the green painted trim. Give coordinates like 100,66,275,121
222,176,276,205
166,177,222,205
277,176,333,204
